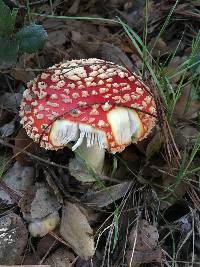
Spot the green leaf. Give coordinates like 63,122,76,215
0,37,18,68
16,23,48,53
0,0,17,36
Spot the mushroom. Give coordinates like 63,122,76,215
19,58,156,180
28,211,60,237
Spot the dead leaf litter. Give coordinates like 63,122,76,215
0,0,200,266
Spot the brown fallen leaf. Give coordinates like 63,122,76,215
70,31,100,59
174,85,200,120
37,234,58,258
70,30,134,70
18,187,36,215
163,56,188,84
126,247,162,267
131,53,143,69
172,125,199,150
0,161,35,205
60,201,95,259
0,120,15,137
126,219,162,266
13,128,40,165
47,30,68,47
146,131,164,160
83,182,132,208
10,67,35,84
148,37,168,57
68,0,80,14
22,253,40,265
30,186,61,219
128,219,159,250
44,247,75,267
10,54,36,83
121,39,136,54
0,92,22,113
97,42,134,70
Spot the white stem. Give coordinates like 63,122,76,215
76,138,105,173
69,138,105,182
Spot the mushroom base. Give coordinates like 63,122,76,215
68,138,105,182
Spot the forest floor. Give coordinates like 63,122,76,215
0,0,200,266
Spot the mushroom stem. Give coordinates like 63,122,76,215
69,138,105,182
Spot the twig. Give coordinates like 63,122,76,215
0,138,69,170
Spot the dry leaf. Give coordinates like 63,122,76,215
164,56,187,84
68,157,97,182
70,31,100,59
126,247,162,267
128,219,159,250
0,120,15,137
37,234,58,258
146,131,164,160
131,53,143,69
97,42,134,70
22,253,41,265
0,161,35,205
10,68,35,84
47,30,68,47
44,247,75,267
13,128,40,165
30,186,61,219
68,0,80,14
11,68,35,83
126,219,162,267
0,92,22,112
148,37,168,57
83,182,132,208
60,201,95,259
172,126,199,150
18,187,36,216
71,31,134,70
10,54,36,83
174,85,200,120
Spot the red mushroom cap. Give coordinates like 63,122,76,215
19,58,156,153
